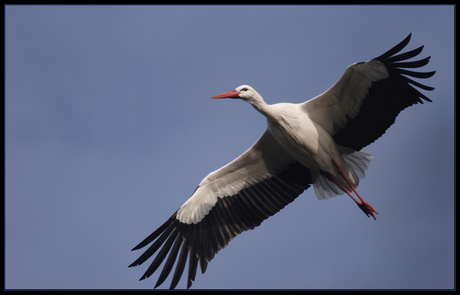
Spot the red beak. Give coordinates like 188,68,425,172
211,90,240,99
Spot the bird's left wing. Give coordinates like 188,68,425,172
302,33,435,151
129,130,312,289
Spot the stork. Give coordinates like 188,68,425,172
129,34,435,289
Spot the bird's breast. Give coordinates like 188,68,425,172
267,113,324,168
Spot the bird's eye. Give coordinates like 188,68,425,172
241,87,248,92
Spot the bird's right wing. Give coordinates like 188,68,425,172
302,33,435,151
129,130,312,289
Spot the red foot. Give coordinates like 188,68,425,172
329,158,378,220
357,200,378,220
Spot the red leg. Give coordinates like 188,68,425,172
329,159,378,220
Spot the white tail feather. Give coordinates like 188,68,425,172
313,150,373,200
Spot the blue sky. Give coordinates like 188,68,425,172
5,5,454,290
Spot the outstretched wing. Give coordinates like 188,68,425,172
129,130,312,289
303,33,435,151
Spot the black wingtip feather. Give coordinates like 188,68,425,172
187,248,198,289
396,68,436,79
400,74,436,91
392,56,431,68
129,222,175,267
333,33,435,151
155,230,183,289
131,213,178,251
169,235,190,290
374,33,412,61
384,46,424,64
141,228,179,281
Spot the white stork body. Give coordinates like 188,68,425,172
130,34,435,289
177,86,376,225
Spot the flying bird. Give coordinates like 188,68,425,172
129,33,435,289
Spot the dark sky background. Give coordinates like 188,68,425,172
6,5,454,289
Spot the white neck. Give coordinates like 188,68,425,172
247,93,277,121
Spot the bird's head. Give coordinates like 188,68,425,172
211,85,262,104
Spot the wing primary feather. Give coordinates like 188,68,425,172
395,68,436,79
187,227,198,289
204,216,219,261
155,229,183,288
140,228,179,280
392,56,431,68
400,75,436,92
199,255,208,275
131,213,177,251
408,86,433,103
383,46,424,63
169,233,191,290
198,221,209,274
129,222,175,267
374,33,412,61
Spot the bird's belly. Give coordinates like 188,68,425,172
268,118,334,171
